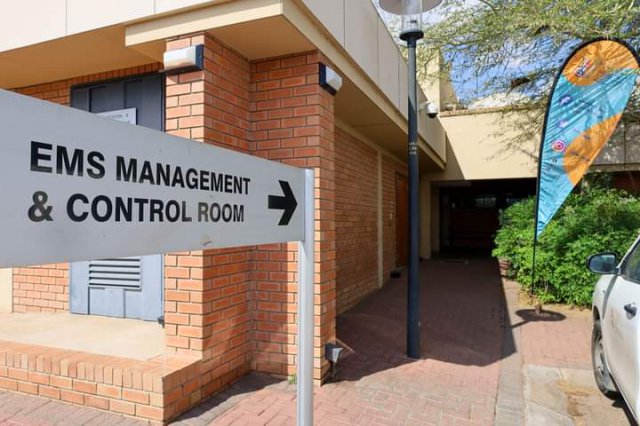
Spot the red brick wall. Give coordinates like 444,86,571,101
334,128,378,314
12,264,68,313
163,33,253,412
383,155,407,280
11,64,161,313
163,32,337,409
11,31,388,404
250,51,336,381
0,339,196,422
0,28,425,422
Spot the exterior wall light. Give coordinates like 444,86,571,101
319,64,343,95
163,44,204,75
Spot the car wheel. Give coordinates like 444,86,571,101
592,319,619,399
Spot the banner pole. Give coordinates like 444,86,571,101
531,156,542,306
297,168,315,426
530,233,538,301
531,38,640,311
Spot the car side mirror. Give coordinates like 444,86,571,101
587,253,617,275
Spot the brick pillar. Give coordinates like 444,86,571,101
165,32,336,385
164,32,253,406
251,52,336,382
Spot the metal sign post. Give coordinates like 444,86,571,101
0,89,315,424
297,169,315,426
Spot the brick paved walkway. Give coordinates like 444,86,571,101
519,305,591,370
0,259,505,425
176,258,505,425
0,390,149,425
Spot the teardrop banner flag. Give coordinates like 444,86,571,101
535,39,640,239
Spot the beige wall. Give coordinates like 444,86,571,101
418,178,441,259
0,0,446,165
303,0,405,116
0,0,230,52
430,185,440,254
433,110,538,181
434,108,640,181
594,122,640,170
0,0,435,139
0,269,11,313
300,0,446,162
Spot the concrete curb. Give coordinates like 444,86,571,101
495,279,525,426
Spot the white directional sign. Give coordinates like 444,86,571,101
0,90,305,267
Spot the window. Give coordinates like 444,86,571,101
474,195,497,209
622,243,640,282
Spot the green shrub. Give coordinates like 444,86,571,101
493,188,640,306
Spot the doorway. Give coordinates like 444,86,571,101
69,73,164,321
396,173,409,267
439,179,536,254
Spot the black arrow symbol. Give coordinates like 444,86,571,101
268,181,298,226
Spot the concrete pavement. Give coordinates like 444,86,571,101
0,313,164,361
500,279,633,425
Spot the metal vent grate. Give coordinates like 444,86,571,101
88,257,142,288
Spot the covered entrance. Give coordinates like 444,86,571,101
69,73,164,321
438,179,536,253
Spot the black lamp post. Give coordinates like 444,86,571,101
379,0,442,359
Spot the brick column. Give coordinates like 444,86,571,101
165,32,336,385
251,52,336,382
164,33,253,408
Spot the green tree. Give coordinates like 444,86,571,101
375,0,640,146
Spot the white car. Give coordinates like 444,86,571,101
589,240,640,422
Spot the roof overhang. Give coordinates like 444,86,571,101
0,0,446,171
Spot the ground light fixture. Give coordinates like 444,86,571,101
379,0,443,359
324,342,344,381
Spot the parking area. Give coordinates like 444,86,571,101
0,258,634,425
511,290,633,425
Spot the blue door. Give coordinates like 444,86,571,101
69,74,164,321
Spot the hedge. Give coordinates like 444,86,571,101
492,188,640,306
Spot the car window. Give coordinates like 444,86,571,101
622,242,640,282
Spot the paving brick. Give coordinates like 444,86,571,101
170,260,504,424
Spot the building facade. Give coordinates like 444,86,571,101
0,0,450,422
10,0,639,422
